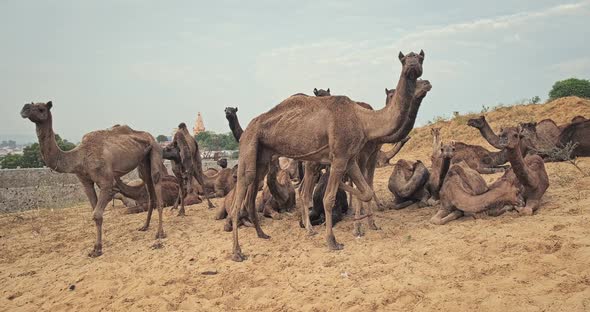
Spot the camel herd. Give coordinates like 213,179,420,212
19,49,589,262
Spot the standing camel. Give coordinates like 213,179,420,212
20,101,165,257
228,50,429,261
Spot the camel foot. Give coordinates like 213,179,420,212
429,217,444,225
138,225,149,232
208,203,215,209
155,230,166,239
223,223,232,232
232,251,247,262
353,222,364,237
516,206,533,216
256,230,271,240
327,235,344,250
177,210,186,217
376,202,386,212
88,244,102,258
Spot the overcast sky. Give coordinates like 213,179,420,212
1,0,589,143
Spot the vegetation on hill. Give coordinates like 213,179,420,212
549,78,590,100
0,134,75,169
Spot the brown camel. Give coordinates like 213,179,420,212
571,115,587,123
557,119,590,158
430,127,442,156
255,156,296,219
498,127,549,215
430,161,521,225
114,175,202,213
467,116,503,149
519,119,560,151
375,136,411,167
162,130,214,214
225,107,243,142
451,142,507,174
426,143,455,201
228,50,428,261
388,159,430,209
313,88,331,97
20,101,165,257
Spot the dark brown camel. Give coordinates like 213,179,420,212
20,101,165,257
556,120,590,157
228,50,429,261
571,115,587,124
498,127,549,215
519,119,561,151
309,168,349,226
430,161,521,225
313,88,331,97
388,159,430,209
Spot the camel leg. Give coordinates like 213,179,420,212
78,176,97,211
438,210,464,225
393,200,417,210
247,155,271,239
138,162,154,232
323,159,349,251
516,199,539,216
298,162,319,235
89,183,113,257
343,160,378,233
177,178,187,216
145,156,165,239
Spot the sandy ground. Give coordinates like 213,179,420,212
1,156,590,311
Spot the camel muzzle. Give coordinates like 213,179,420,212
20,104,32,118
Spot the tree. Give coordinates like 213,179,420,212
0,154,23,169
156,135,168,143
195,131,239,151
548,78,590,100
529,96,541,104
4,134,76,168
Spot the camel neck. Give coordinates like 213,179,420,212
35,115,79,173
432,135,441,156
227,115,243,142
478,123,502,149
437,157,452,191
506,143,532,187
360,73,417,141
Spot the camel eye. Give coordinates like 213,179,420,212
513,134,518,138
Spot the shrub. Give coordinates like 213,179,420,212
548,78,590,100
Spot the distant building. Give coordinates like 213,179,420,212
193,112,206,136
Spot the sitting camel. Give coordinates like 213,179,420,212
388,159,430,209
426,143,455,201
468,115,534,157
255,156,296,219
430,161,521,225
309,167,349,226
498,128,549,215
557,119,590,157
228,50,429,261
21,101,165,257
113,175,202,213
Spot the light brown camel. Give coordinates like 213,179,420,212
20,101,165,257
498,127,549,215
451,142,507,174
228,50,428,261
430,127,442,156
466,116,503,149
426,143,455,201
388,159,430,209
430,161,521,225
375,136,411,167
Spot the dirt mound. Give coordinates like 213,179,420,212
1,98,590,311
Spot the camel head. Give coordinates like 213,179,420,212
440,143,455,159
225,107,238,118
385,88,396,105
162,142,181,162
20,101,52,123
313,88,331,97
217,158,228,169
498,127,523,149
430,127,441,137
467,116,486,129
398,50,424,80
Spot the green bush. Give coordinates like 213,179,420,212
548,78,590,100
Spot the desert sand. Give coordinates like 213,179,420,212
1,97,590,311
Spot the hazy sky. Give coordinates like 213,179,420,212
1,0,589,143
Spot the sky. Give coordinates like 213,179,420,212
1,0,589,143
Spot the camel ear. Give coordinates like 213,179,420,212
419,49,425,58
313,88,318,96
398,51,405,61
235,107,238,112
46,101,53,109
327,88,330,93
385,88,389,94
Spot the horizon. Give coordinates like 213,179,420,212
1,0,589,144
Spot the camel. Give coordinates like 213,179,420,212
557,119,590,158
498,127,549,215
430,127,442,156
571,115,587,123
162,130,214,214
217,158,228,169
255,156,296,219
388,159,430,209
225,107,243,142
309,168,349,226
313,88,331,97
228,50,428,261
467,116,503,149
426,143,455,201
375,136,410,167
279,157,302,182
451,142,507,174
430,161,521,225
113,175,202,213
519,119,560,151
20,101,165,257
